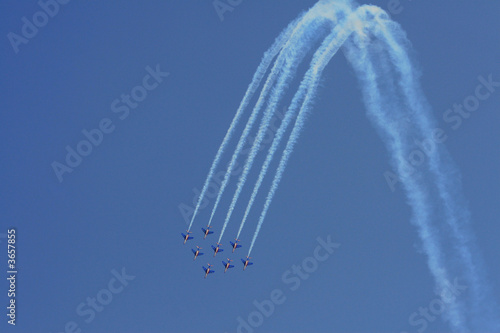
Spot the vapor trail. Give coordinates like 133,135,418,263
187,15,301,231
208,3,335,231
191,2,499,331
342,9,465,329
217,14,341,243
247,9,356,255
366,10,500,331
337,5,500,331
237,7,353,240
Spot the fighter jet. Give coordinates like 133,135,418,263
181,230,193,244
201,226,214,239
212,243,224,257
229,239,242,253
222,258,234,273
241,256,253,271
203,264,215,278
191,246,203,260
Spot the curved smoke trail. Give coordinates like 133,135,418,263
208,3,335,231
216,8,347,243
192,1,499,331
247,8,357,255
342,6,466,329
187,15,302,231
238,7,354,240
244,3,499,331
365,9,500,331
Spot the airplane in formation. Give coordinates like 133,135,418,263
203,264,215,278
212,243,224,257
222,258,234,273
229,239,242,253
181,230,193,244
192,246,203,260
241,256,253,270
201,225,213,239
182,231,253,275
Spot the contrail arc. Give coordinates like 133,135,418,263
208,5,334,231
188,3,499,331
247,9,357,255
187,15,302,231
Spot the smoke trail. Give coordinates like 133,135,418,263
187,15,302,231
341,8,465,329
247,9,356,255
216,11,346,243
366,9,500,331
195,1,499,330
207,3,335,230
237,8,353,240
247,6,500,330
339,6,500,331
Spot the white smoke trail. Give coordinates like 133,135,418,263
247,9,356,255
365,9,500,331
197,1,499,331
216,13,344,243
341,8,465,329
207,3,335,231
187,15,302,231
237,9,353,240
247,5,500,331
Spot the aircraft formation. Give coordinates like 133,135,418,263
182,226,252,278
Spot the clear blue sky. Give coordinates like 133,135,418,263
1,1,499,332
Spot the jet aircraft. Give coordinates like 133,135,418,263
203,264,215,278
192,246,203,260
201,226,213,239
241,256,253,270
181,230,193,244
229,239,242,253
222,258,234,273
212,243,224,257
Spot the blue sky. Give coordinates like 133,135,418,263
1,1,499,332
